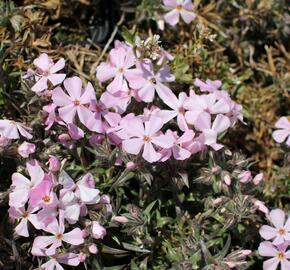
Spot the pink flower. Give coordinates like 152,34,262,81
258,241,290,270
48,155,61,172
194,113,231,150
40,252,80,270
194,78,222,93
122,116,174,163
127,60,175,103
91,221,107,239
160,92,189,131
52,76,94,125
76,173,100,205
185,93,230,126
9,205,41,237
18,141,35,158
161,129,194,161
29,177,58,209
260,209,290,245
31,53,66,93
85,92,121,133
272,117,290,145
9,160,44,208
0,120,32,139
32,212,84,256
96,44,137,93
163,0,196,26
42,103,65,130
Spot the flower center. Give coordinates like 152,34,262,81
277,251,285,260
22,211,29,218
95,105,102,113
118,67,124,73
74,100,80,106
178,107,185,115
56,233,63,240
176,4,183,10
278,228,285,236
42,195,51,203
143,135,151,142
149,77,157,84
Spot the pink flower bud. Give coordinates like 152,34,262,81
226,262,236,268
82,229,89,238
18,141,36,158
126,161,136,170
78,252,86,262
238,170,252,183
115,157,123,166
92,221,106,239
89,134,104,146
58,133,71,142
241,250,252,256
212,198,223,206
89,244,98,254
0,136,10,148
48,155,60,172
211,166,220,174
100,195,110,204
112,216,129,224
253,173,263,185
253,199,269,214
223,174,231,186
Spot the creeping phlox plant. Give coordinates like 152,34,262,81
0,32,287,269
8,159,110,269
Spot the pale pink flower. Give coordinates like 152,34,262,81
18,141,36,158
185,94,230,125
0,119,32,139
194,78,222,93
29,177,58,209
91,221,107,239
127,60,175,103
163,0,196,26
31,53,66,93
96,44,137,93
52,76,94,125
32,212,84,256
9,160,44,208
260,209,290,245
122,116,174,163
85,92,121,133
42,103,65,130
160,91,189,131
161,129,194,161
9,205,41,237
40,252,80,270
258,241,290,270
273,117,290,145
194,113,231,150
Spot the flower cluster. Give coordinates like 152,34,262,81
18,39,243,164
8,159,110,269
258,209,290,270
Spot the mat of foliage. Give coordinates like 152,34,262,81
0,0,289,269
